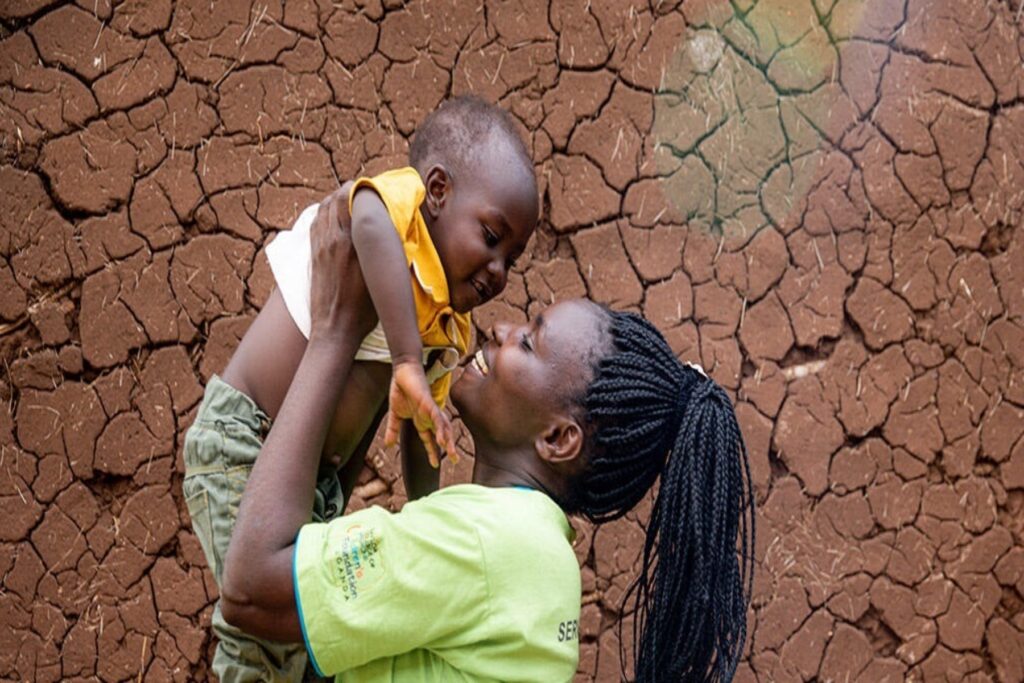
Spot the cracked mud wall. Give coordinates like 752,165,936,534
1,0,1023,680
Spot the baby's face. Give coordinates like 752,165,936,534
432,161,537,313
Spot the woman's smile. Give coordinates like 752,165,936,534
472,348,490,376
458,343,492,379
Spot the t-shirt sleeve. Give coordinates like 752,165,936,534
293,502,490,676
348,167,427,261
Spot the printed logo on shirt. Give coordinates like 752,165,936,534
557,619,579,642
328,524,384,602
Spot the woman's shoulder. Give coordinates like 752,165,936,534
421,484,569,523
422,486,577,562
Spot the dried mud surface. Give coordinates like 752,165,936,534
2,0,1024,681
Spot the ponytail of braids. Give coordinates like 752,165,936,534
571,310,754,682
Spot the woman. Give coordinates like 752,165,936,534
219,198,754,682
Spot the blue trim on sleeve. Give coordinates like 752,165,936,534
293,528,326,678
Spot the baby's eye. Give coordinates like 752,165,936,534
482,225,499,248
520,334,532,352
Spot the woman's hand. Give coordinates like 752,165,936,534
309,185,378,344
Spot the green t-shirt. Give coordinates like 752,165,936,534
293,484,582,682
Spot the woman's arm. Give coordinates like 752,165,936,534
400,419,441,500
220,191,378,641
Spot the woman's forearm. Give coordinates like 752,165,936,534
221,190,375,631
235,336,357,547
400,420,440,500
222,334,360,611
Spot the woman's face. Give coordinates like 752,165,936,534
451,299,607,453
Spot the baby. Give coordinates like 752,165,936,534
182,95,538,682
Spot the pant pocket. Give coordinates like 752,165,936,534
225,464,254,517
313,470,344,523
184,484,221,582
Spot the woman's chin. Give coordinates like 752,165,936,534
452,361,484,393
450,374,482,431
449,368,472,412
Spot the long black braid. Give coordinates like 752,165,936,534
565,308,755,682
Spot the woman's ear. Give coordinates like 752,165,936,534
423,164,451,219
535,416,583,465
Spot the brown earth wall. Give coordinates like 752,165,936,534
1,0,1023,680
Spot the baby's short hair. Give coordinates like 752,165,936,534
409,95,533,184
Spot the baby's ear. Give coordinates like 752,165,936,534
423,164,451,219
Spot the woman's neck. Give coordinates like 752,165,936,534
470,449,562,499
471,461,536,489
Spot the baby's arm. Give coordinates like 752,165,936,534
349,189,455,465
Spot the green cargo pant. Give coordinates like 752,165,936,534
183,375,344,683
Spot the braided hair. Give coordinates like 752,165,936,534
565,307,755,682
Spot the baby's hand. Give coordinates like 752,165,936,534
383,361,457,468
